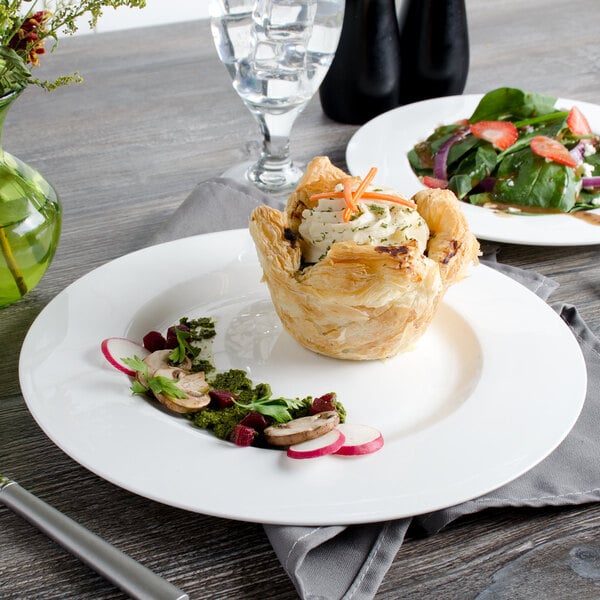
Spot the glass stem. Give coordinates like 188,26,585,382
255,109,299,169
246,105,305,192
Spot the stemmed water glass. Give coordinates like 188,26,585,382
209,0,345,197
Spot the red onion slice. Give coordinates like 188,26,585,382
478,177,496,192
582,176,600,189
433,130,467,181
570,141,586,164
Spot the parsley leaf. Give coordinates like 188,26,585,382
147,376,187,399
122,355,148,378
168,328,193,364
130,379,149,395
233,394,307,423
121,355,187,400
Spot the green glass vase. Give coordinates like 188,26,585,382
0,90,61,308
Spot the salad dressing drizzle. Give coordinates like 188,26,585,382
486,201,600,225
572,211,600,226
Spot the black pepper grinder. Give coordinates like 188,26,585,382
398,0,469,104
319,0,402,125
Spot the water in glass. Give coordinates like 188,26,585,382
210,0,344,195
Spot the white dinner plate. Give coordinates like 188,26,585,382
19,230,587,525
346,94,600,246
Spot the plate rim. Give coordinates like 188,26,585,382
18,229,588,525
345,93,600,247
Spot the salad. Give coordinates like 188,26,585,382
408,87,600,214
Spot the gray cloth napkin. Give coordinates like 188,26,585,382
152,178,600,600
150,177,282,244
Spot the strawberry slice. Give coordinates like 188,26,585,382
566,106,592,136
422,175,448,189
530,136,578,168
469,120,518,150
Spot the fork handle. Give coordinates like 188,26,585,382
0,479,188,600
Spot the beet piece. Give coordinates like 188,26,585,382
310,392,337,415
209,389,237,409
142,330,166,352
165,324,190,349
230,424,256,447
239,411,268,432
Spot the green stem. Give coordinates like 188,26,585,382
513,110,569,128
0,226,27,297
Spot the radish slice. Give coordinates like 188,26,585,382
333,424,384,456
287,429,345,460
101,337,149,376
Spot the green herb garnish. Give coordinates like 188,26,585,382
168,328,193,364
122,356,187,399
232,394,307,423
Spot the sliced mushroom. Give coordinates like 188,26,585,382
263,411,340,447
136,349,193,388
142,349,172,374
152,367,211,414
142,349,192,375
154,391,211,414
173,371,210,397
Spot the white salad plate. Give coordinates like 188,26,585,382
19,230,587,525
346,94,600,246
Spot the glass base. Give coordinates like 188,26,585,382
221,160,305,206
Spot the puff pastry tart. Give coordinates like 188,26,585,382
249,157,479,360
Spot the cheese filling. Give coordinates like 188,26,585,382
298,186,429,263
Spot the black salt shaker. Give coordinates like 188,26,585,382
319,0,402,125
398,0,469,104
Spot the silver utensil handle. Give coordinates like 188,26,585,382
0,479,188,600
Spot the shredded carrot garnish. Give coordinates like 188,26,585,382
307,167,417,221
362,192,416,209
309,190,416,210
342,178,356,222
352,167,378,205
309,190,345,201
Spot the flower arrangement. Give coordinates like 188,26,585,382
0,1,147,307
0,0,146,97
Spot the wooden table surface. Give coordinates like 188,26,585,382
1,0,599,598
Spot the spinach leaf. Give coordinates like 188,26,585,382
446,135,481,168
448,144,497,198
407,145,430,173
577,191,600,210
449,174,476,199
494,148,578,211
584,152,600,172
469,87,557,122
468,192,493,206
519,91,558,118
